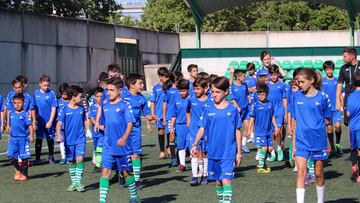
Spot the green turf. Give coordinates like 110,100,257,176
0,125,359,203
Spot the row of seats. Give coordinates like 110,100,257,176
229,59,345,71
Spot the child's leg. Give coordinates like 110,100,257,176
222,179,232,203
93,137,99,165
46,138,55,161
68,161,77,187
169,132,177,163
258,146,267,168
190,154,199,185
100,168,111,203
295,156,307,203
96,146,103,168
198,147,204,177
158,128,165,158
60,142,66,160
334,122,342,153
326,124,335,151
203,152,208,179
131,154,141,183
289,137,293,161
124,170,139,201
75,156,84,187
357,149,360,182
35,138,42,161
20,159,30,178
215,181,224,203
178,149,186,166
314,160,325,203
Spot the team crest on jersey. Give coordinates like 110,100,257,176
315,101,321,106
227,112,232,116
209,171,215,176
116,108,120,112
46,96,49,99
19,116,23,119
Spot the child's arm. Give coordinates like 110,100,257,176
29,125,34,143
56,121,63,142
170,116,176,136
46,107,56,129
6,110,11,132
272,116,279,136
94,106,103,132
231,99,241,112
291,118,296,159
283,98,288,124
162,101,167,126
248,117,254,137
190,127,205,156
117,122,133,147
229,66,235,85
186,112,191,127
150,102,156,121
146,120,152,134
0,111,3,134
235,128,242,167
31,110,37,131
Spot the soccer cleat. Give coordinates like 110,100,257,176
48,157,56,164
129,198,140,203
264,166,271,172
59,159,67,165
76,184,85,192
305,174,316,185
242,145,250,153
14,170,21,181
277,150,284,161
285,160,295,168
190,177,199,186
350,165,358,182
135,181,142,191
67,184,77,192
268,152,276,162
118,175,126,188
257,167,271,174
200,176,208,185
171,159,178,167
92,166,102,173
335,144,344,155
176,165,186,173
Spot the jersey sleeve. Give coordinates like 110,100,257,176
323,94,332,119
142,97,151,116
6,95,14,110
82,107,86,122
0,96,3,112
57,107,66,123
197,109,208,129
337,66,346,84
88,106,96,119
149,86,157,102
124,103,136,124
24,113,32,126
229,85,235,101
28,95,34,110
51,92,57,108
234,108,242,129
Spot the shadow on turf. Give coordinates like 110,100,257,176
143,162,171,171
141,194,178,203
326,198,359,203
141,170,169,178
324,170,343,180
141,176,187,189
31,171,66,179
142,144,156,148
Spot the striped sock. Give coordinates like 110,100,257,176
258,149,266,167
216,185,224,203
132,159,141,182
289,137,293,161
96,147,103,168
76,162,84,185
68,164,76,185
223,185,233,203
99,177,109,203
125,176,139,201
307,159,315,177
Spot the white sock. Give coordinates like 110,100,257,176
203,158,208,176
242,137,247,145
198,160,204,177
277,145,282,151
296,188,305,203
271,150,276,157
316,185,325,203
191,158,198,177
59,142,66,159
250,132,254,138
179,150,186,166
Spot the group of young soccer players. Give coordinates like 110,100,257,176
1,48,360,203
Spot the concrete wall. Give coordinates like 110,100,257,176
180,30,359,48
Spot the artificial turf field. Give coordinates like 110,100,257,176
0,125,359,203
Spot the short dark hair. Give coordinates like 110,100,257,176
157,67,169,77
106,77,124,89
260,50,271,61
12,79,24,87
68,85,84,98
288,80,296,87
59,83,70,95
343,47,357,58
93,87,104,95
126,73,144,88
193,77,208,89
293,67,303,78
197,72,209,80
234,69,246,78
352,72,360,87
209,74,219,86
107,63,121,73
257,84,269,94
177,79,190,90
211,76,229,92
268,64,280,74
187,64,198,72
13,93,25,102
98,72,109,82
323,61,335,71
39,74,51,83
246,62,255,71
16,75,27,85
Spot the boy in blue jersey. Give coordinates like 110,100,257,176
267,65,288,161
57,83,70,165
188,77,212,186
0,93,4,140
4,75,28,113
88,87,105,173
56,85,87,192
7,93,34,181
33,75,57,164
187,64,198,97
163,72,183,166
170,79,191,172
292,68,332,203
191,76,242,203
249,85,279,173
322,61,343,156
150,67,169,159
98,77,139,203
245,62,257,95
346,72,360,183
229,69,251,153
124,73,154,189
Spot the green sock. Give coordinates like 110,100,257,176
307,159,315,177
289,137,293,161
125,176,139,201
76,162,84,185
96,147,103,168
132,159,141,182
258,149,266,167
216,185,224,203
68,164,77,185
99,177,109,203
223,185,233,203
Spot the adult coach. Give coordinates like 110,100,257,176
336,47,360,181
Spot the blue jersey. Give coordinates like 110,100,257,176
173,96,190,124
88,105,105,138
123,92,150,128
229,83,249,109
32,90,57,127
164,87,179,120
284,84,291,101
322,77,338,111
267,81,286,117
249,101,274,137
9,111,32,137
292,91,332,151
150,83,165,119
6,91,33,112
189,97,211,136
255,66,269,78
57,105,86,145
347,90,360,132
102,100,135,155
189,80,195,97
5,90,16,109
198,103,242,160
101,89,110,105
288,90,301,118
245,75,257,89
0,95,4,125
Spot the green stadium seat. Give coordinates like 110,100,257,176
333,69,340,78
228,61,239,69
286,70,294,80
282,60,292,70
252,60,261,69
292,60,303,69
321,70,326,78
303,60,313,68
335,59,344,69
276,60,282,67
224,70,231,79
313,60,324,70
239,60,248,70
